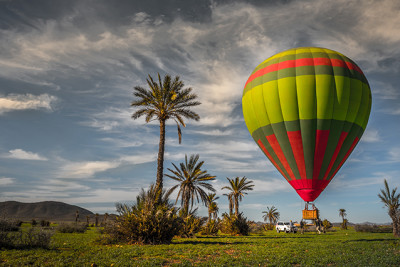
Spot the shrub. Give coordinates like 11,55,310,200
322,219,333,230
102,184,181,245
40,220,51,227
0,219,20,232
31,219,37,226
263,223,274,231
354,224,392,233
220,213,250,236
200,219,220,236
178,209,206,238
57,223,87,233
0,227,53,249
248,221,265,234
21,228,53,248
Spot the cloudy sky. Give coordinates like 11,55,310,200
1,0,400,223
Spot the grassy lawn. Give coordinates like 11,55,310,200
1,227,400,266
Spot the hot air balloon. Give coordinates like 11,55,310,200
242,47,372,204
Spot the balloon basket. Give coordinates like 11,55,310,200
302,202,319,220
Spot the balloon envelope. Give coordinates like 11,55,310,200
242,47,372,202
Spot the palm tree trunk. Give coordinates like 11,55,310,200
391,215,400,237
208,210,212,223
228,196,233,215
235,196,239,216
156,119,166,194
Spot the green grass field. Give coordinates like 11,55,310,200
1,227,400,266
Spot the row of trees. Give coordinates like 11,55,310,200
166,154,255,219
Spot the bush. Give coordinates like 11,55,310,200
248,221,265,234
102,185,181,245
0,220,20,232
0,227,53,249
57,223,87,233
40,220,51,227
263,223,274,231
220,213,250,236
322,219,333,230
354,224,392,233
178,209,206,238
200,219,220,236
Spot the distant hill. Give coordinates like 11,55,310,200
0,201,94,222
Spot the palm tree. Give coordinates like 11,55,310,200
262,206,280,228
224,193,234,215
221,177,254,216
378,179,400,237
209,202,219,221
131,74,200,194
339,209,347,229
166,154,216,216
206,193,219,222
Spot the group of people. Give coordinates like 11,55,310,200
299,218,325,234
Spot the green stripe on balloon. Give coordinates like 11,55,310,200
244,66,368,95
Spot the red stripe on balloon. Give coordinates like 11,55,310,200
287,131,307,180
244,57,363,88
289,179,331,202
322,131,348,180
257,139,289,181
313,130,330,180
266,134,296,180
328,137,360,181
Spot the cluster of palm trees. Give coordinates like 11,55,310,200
164,153,255,219
131,73,255,220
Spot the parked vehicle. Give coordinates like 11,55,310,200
275,221,297,233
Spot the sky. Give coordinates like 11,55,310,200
1,0,400,224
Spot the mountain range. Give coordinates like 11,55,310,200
0,201,94,222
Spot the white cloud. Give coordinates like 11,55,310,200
0,94,57,115
59,161,120,178
331,172,391,190
392,108,400,115
361,129,381,143
187,129,234,136
120,154,156,165
6,149,48,161
388,147,400,162
57,152,156,179
0,177,14,186
252,178,292,193
371,81,399,100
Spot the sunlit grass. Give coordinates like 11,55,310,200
1,227,400,266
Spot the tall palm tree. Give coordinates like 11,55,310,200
339,209,347,229
166,154,216,216
206,193,219,222
223,193,234,215
378,179,400,237
131,74,200,194
262,206,280,228
221,177,254,216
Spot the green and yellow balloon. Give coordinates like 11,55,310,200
242,47,372,202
